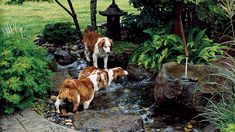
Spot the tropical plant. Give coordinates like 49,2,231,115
177,28,226,64
129,27,226,70
129,28,183,70
0,23,52,114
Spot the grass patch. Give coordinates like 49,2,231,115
113,41,138,54
0,0,138,36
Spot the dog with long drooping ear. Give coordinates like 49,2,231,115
78,66,128,88
82,28,113,69
55,71,103,113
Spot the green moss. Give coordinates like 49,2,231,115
112,41,138,54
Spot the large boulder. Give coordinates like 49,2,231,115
108,49,132,68
50,71,71,94
154,62,228,111
127,64,155,81
74,110,143,131
54,47,77,66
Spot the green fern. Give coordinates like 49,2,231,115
129,27,226,70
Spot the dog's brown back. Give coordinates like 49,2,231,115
58,78,94,104
78,66,100,79
82,29,101,52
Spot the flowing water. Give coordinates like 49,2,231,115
43,77,206,131
43,59,207,131
87,79,205,131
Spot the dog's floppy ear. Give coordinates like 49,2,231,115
98,38,106,49
109,39,113,45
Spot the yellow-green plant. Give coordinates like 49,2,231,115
0,23,52,114
129,28,226,70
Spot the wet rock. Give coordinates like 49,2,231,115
108,49,131,68
74,110,144,131
71,45,78,51
50,71,71,93
47,53,57,71
54,47,76,65
163,126,174,132
202,124,218,132
127,64,155,81
154,62,228,111
66,112,75,122
62,43,70,50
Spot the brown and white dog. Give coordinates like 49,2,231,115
79,66,128,88
82,29,113,69
55,71,104,113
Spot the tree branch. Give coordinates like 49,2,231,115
54,0,73,16
67,0,77,17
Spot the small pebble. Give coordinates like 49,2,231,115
184,127,191,132
187,124,193,129
65,122,73,126
50,95,57,101
65,119,72,123
190,119,197,124
175,126,182,129
163,126,174,132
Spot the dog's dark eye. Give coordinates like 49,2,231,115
104,46,107,48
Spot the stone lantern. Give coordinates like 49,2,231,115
99,0,127,40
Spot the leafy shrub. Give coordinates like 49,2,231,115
5,0,52,5
5,0,24,5
129,28,182,70
0,23,52,114
96,27,106,36
129,28,226,70
225,124,235,132
121,12,163,43
177,28,227,64
42,22,77,46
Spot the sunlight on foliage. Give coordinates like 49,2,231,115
129,28,226,70
0,22,52,114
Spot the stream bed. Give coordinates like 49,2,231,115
40,78,207,131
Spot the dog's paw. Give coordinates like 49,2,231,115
86,57,91,62
83,102,90,110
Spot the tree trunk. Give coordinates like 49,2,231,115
55,0,83,40
173,1,188,57
173,1,183,36
90,0,97,30
67,0,83,39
